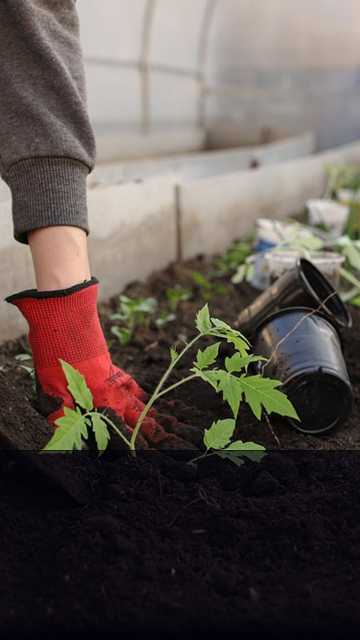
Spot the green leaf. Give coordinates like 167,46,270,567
196,304,212,334
43,407,88,451
239,375,299,421
111,326,132,346
90,413,111,453
225,353,266,374
216,451,245,467
351,295,360,307
209,318,250,354
195,342,221,370
226,335,250,356
203,418,236,450
231,264,247,284
155,312,176,328
192,368,221,391
120,295,157,316
219,372,242,418
59,360,93,411
225,440,266,463
210,318,234,334
170,348,178,365
344,244,360,272
192,271,211,289
166,286,192,311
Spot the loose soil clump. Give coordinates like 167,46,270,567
0,255,360,635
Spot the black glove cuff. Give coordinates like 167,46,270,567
4,277,99,303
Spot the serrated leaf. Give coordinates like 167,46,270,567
192,368,221,391
225,440,266,463
216,450,245,467
239,375,299,421
195,342,221,370
90,413,111,453
60,360,93,411
203,418,236,450
226,335,250,356
209,324,250,356
225,353,266,374
43,408,88,451
220,373,242,418
210,318,234,334
196,305,212,334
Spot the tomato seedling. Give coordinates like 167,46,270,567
43,305,299,463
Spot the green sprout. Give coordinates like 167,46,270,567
191,271,228,301
155,311,177,329
110,295,158,345
215,241,252,277
15,353,36,391
165,285,192,312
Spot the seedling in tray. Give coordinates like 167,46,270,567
43,305,299,463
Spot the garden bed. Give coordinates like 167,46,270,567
1,254,360,635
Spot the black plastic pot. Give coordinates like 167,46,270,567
252,307,353,434
236,258,351,336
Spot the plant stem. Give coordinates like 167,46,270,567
129,334,202,451
188,450,213,465
86,411,131,448
156,374,198,398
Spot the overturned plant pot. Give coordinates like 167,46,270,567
253,307,353,434
236,258,352,336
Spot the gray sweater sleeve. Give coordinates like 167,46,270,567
0,0,96,244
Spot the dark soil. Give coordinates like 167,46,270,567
1,255,360,636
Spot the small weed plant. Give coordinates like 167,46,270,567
191,271,228,301
110,295,158,345
44,305,299,464
166,285,192,312
215,241,252,277
111,288,193,342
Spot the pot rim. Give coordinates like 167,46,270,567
297,258,352,329
285,369,353,434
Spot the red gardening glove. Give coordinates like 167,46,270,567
5,278,198,450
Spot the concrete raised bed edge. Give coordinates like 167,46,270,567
2,137,360,343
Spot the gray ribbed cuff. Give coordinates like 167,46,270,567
5,157,90,244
